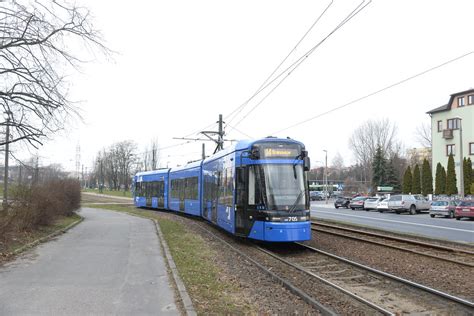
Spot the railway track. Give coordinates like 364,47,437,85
311,222,474,267
189,219,474,315
260,242,474,315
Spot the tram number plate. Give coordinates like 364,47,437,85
288,216,298,222
462,208,470,212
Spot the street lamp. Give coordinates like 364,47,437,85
456,117,464,197
323,150,328,204
3,111,11,210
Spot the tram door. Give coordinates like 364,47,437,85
146,182,152,207
235,167,250,236
211,171,219,224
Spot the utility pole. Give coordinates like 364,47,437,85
99,159,103,193
3,114,10,210
18,164,22,186
173,114,234,157
323,150,328,204
217,114,224,151
456,117,464,197
34,156,39,184
202,143,206,160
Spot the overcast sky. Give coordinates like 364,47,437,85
21,0,474,172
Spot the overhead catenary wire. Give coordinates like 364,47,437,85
271,50,474,135
227,0,371,135
225,0,335,127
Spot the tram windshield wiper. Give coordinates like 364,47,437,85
289,189,304,213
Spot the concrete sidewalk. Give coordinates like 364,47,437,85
0,208,178,315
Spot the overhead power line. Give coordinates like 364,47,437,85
272,50,474,135
225,0,335,127
227,0,371,135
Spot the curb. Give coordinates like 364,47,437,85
10,214,84,256
152,219,197,316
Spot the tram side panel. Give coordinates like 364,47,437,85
169,164,201,216
202,154,235,234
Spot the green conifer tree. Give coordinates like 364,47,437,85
412,164,421,194
440,166,447,194
402,166,412,194
421,159,433,195
385,159,401,192
463,157,472,195
434,162,443,195
371,146,387,192
446,154,457,195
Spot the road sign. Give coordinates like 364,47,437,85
377,186,393,191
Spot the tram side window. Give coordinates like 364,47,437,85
157,181,164,198
185,177,198,200
171,179,179,199
248,166,264,206
218,168,233,206
179,178,185,201
135,182,141,196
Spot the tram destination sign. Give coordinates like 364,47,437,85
262,147,299,158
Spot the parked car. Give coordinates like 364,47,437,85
310,191,323,201
364,197,385,211
388,194,431,215
334,197,351,209
429,200,458,218
455,200,474,220
377,198,390,213
349,196,369,210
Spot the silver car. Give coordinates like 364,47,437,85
388,194,431,215
429,200,457,218
364,197,385,211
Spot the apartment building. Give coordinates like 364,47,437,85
427,89,474,192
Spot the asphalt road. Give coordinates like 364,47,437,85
0,208,178,315
311,201,474,244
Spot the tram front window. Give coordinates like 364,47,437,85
248,164,306,211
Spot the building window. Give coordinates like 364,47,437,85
446,144,455,156
437,120,442,132
458,96,465,107
468,95,474,105
447,118,460,130
470,143,474,155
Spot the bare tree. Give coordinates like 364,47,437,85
92,141,137,190
142,138,160,171
348,118,402,185
414,122,432,148
0,0,109,148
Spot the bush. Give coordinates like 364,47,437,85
1,179,81,234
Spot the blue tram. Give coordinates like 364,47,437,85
133,137,311,242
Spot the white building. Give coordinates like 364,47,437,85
427,89,474,193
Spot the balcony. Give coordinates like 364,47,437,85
442,129,453,139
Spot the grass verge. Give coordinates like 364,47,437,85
83,203,253,315
0,213,81,260
82,188,132,198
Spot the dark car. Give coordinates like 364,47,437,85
334,197,350,209
310,191,323,201
349,196,369,210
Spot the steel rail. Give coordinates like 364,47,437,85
311,224,474,267
256,245,394,316
297,242,474,310
188,221,336,316
312,222,474,255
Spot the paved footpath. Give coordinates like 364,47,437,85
0,208,178,315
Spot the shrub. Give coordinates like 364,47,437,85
2,178,81,233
